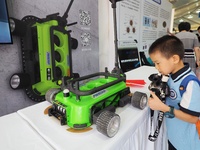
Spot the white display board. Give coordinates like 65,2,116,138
116,0,141,48
99,0,172,72
116,0,172,57
139,0,172,57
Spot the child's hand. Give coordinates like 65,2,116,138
148,91,168,112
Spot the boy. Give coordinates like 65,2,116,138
148,35,200,150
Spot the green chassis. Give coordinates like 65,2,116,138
10,0,79,101
30,18,72,98
10,0,77,102
46,69,147,137
46,70,130,129
9,16,73,102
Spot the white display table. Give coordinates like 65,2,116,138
0,66,168,150
0,112,53,150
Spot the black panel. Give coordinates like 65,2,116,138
118,48,140,73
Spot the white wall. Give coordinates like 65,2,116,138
99,0,115,72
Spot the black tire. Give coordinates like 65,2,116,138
45,88,60,104
131,91,147,110
10,73,30,89
96,111,120,138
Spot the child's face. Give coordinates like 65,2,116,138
150,50,175,75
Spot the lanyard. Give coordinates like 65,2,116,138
148,98,165,142
148,73,169,142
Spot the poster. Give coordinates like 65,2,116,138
116,0,172,64
117,0,141,48
139,0,172,53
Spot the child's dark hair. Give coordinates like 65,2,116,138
149,35,184,60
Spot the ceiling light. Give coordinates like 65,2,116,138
188,15,193,19
196,9,200,13
179,19,184,22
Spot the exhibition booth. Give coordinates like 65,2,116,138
0,66,168,150
0,0,172,149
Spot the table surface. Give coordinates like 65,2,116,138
0,112,54,150
0,66,167,150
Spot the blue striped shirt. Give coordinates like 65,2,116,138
165,64,200,150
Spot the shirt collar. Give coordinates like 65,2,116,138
170,63,191,82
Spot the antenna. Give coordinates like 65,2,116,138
62,0,74,19
109,0,123,74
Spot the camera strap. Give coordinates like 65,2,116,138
148,73,169,142
148,99,165,142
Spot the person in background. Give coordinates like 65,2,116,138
196,26,200,42
148,35,200,150
175,22,200,72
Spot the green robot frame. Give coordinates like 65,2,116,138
46,68,147,138
9,0,78,102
